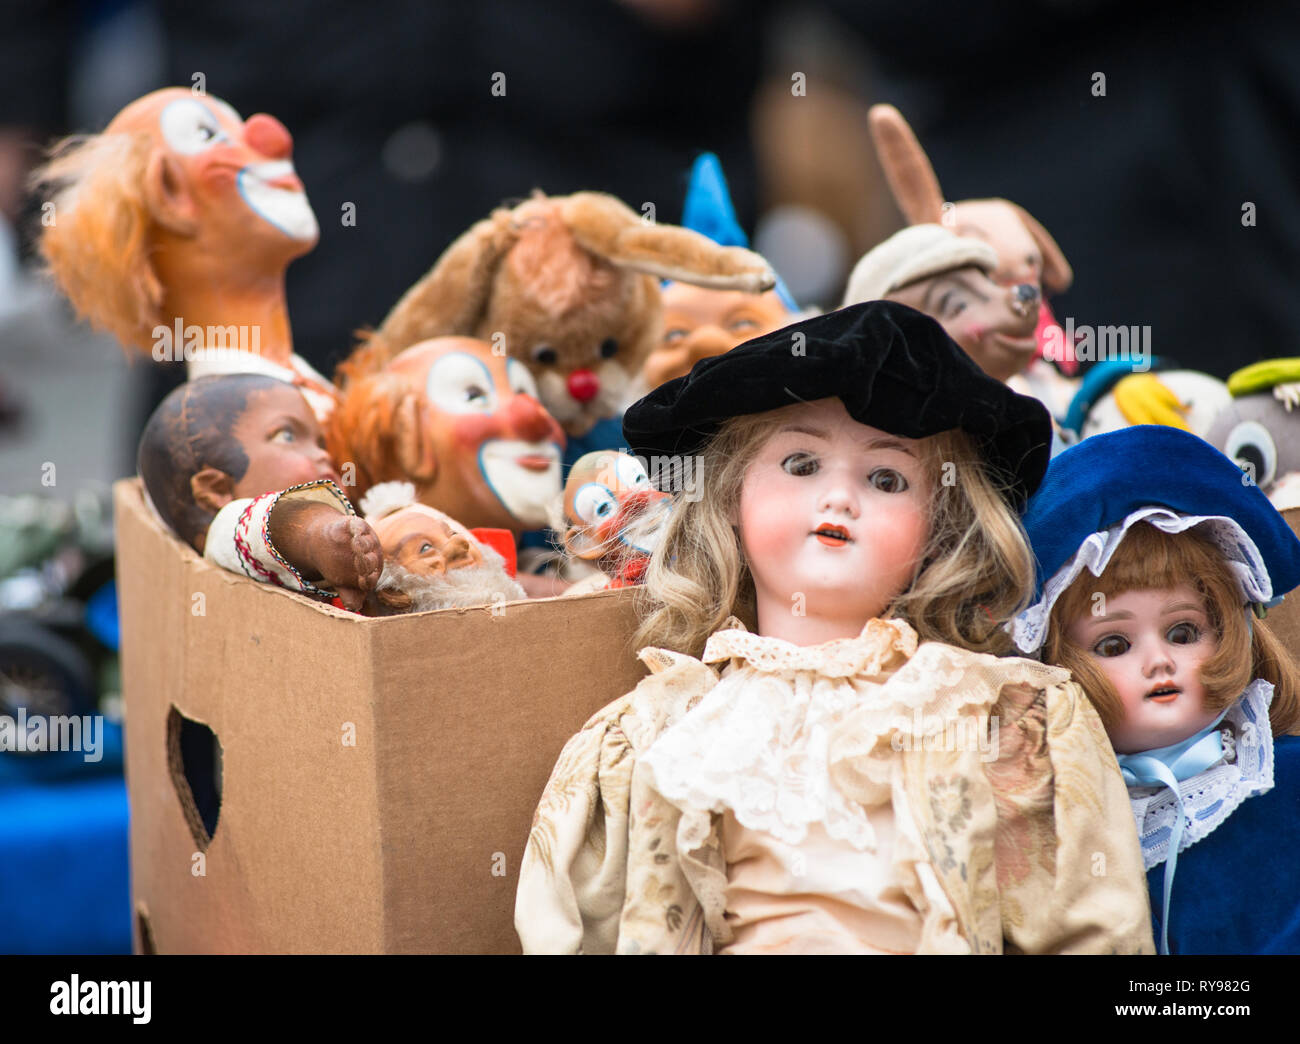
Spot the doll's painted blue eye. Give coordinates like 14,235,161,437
1093,635,1130,658
781,453,818,477
869,468,908,493
1167,622,1201,644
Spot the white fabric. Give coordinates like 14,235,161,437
1013,507,1273,654
641,619,920,852
1128,679,1275,871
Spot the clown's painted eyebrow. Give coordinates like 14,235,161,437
922,273,987,313
776,426,917,457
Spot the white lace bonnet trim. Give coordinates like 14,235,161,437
1013,507,1273,655
1130,678,1275,871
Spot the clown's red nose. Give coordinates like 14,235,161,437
567,369,600,403
244,113,294,159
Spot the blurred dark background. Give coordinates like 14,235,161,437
3,0,1298,493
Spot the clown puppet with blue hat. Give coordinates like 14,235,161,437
1014,424,1300,955
637,153,801,394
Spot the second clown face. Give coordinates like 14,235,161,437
737,398,932,640
387,337,566,531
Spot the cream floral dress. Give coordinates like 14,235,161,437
515,617,1154,955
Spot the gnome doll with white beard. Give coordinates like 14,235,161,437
359,482,525,614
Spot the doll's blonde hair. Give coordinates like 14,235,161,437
1042,522,1300,737
32,132,163,353
633,402,1037,658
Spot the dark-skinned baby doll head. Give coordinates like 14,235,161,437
138,374,342,553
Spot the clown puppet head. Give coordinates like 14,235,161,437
36,87,317,365
329,336,566,533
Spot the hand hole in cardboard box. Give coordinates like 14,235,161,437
166,707,222,849
136,905,157,955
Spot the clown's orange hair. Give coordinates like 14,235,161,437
326,369,437,505
32,132,163,354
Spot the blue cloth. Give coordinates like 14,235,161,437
0,773,132,953
1021,425,1300,599
679,152,798,311
1117,709,1229,955
1149,733,1300,954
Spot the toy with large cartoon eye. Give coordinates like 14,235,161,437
1208,359,1300,511
561,451,672,587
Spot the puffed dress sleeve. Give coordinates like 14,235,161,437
991,673,1156,954
514,648,719,954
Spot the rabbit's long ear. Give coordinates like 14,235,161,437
1012,203,1074,294
377,207,519,354
868,104,945,225
561,191,775,293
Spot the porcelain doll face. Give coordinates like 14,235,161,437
388,337,566,530
643,284,792,388
888,266,1039,382
370,505,484,578
228,382,340,497
108,87,318,257
1066,585,1221,754
736,398,931,643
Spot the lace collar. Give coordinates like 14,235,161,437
702,617,919,679
1128,678,1276,871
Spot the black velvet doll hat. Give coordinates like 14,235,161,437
623,300,1054,510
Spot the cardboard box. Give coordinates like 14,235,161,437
113,478,648,953
1270,507,1300,664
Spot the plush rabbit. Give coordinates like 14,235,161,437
342,191,775,447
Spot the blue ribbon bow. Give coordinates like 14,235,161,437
1116,708,1231,955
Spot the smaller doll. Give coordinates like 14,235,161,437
1014,425,1300,954
138,374,381,611
556,450,673,594
359,481,525,613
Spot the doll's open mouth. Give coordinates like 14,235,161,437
1146,685,1181,703
813,524,851,547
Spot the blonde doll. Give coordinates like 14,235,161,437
1015,425,1300,955
515,301,1154,954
